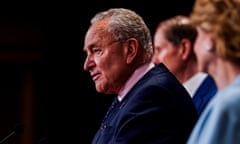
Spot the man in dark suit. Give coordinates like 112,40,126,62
152,15,217,115
83,8,198,144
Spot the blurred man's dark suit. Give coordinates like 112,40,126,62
192,75,217,115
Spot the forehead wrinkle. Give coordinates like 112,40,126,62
86,20,112,45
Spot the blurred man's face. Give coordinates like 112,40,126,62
153,28,182,75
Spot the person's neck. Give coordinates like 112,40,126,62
210,59,240,90
177,61,199,84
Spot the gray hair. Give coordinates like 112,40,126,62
90,8,153,60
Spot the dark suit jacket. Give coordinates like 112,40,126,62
92,63,198,144
192,75,217,115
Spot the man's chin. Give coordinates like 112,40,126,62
95,84,105,93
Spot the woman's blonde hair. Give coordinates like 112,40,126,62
190,0,240,65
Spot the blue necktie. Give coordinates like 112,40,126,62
101,97,119,129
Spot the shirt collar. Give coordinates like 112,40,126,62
118,62,154,101
183,72,208,97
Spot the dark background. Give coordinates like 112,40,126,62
0,1,194,143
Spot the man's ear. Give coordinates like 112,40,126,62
125,38,138,64
179,38,192,60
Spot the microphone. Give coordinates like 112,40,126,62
0,123,24,144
